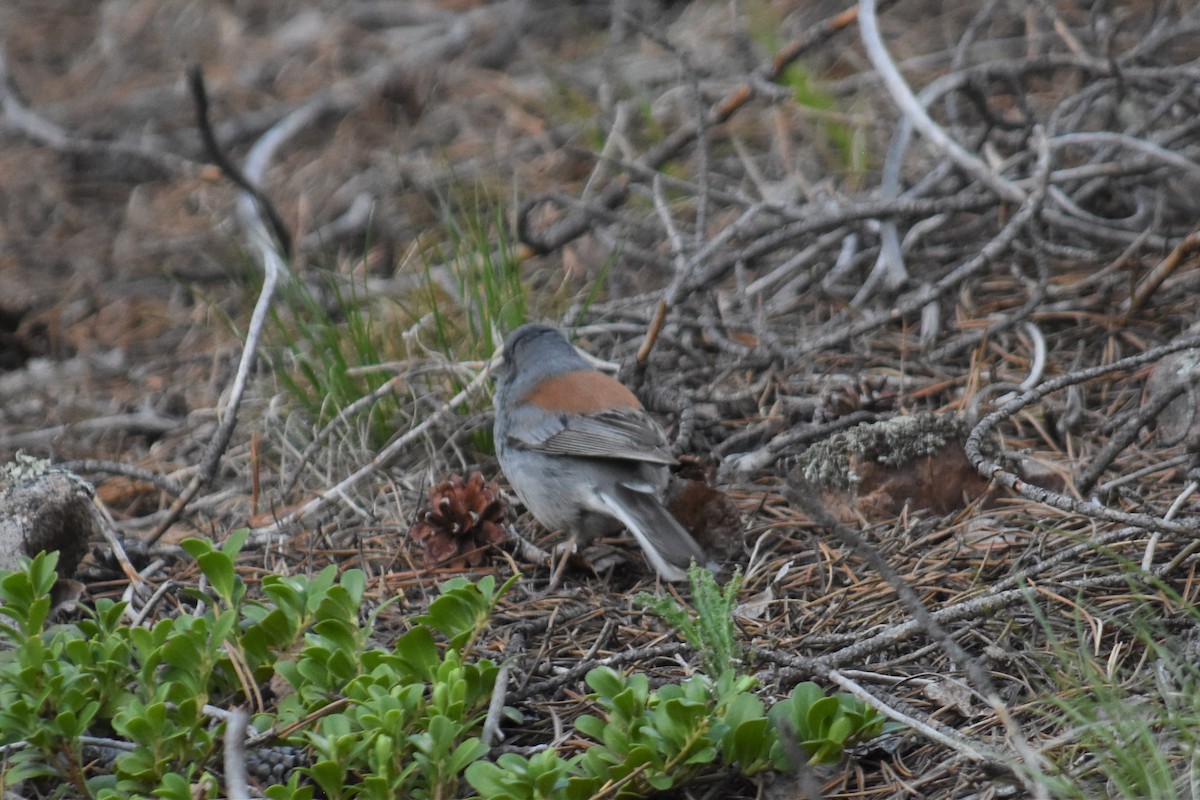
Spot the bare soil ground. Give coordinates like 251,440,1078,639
4,0,1200,797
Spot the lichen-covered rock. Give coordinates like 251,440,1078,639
0,452,95,580
1145,347,1200,450
789,413,994,522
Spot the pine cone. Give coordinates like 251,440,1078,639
409,472,507,568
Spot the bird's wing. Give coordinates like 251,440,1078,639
504,406,677,464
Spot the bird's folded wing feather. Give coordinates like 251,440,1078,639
505,407,676,464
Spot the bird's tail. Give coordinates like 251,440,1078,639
601,482,713,581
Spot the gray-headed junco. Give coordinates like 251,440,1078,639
493,323,710,582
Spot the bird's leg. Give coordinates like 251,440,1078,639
542,532,578,594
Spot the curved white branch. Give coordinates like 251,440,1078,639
858,0,1027,203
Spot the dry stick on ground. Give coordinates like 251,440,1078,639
1125,227,1200,318
945,0,1009,140
783,521,1173,675
855,0,1023,307
783,477,1052,796
1143,480,1199,570
816,557,1134,672
249,355,500,542
790,129,1050,363
746,228,850,304
966,333,1200,534
90,502,145,588
1075,380,1188,496
927,254,1050,364
859,0,1026,204
1050,131,1200,182
868,39,1048,304
637,174,690,366
146,70,302,546
1097,453,1191,497
125,570,172,628
756,648,1018,770
0,36,193,178
223,707,251,800
280,375,404,498
728,47,1196,301
512,642,691,702
697,191,996,294
482,627,525,747
0,410,183,451
503,523,553,568
825,669,1006,766
627,13,713,247
516,0,899,257
627,18,715,361
797,564,1194,778
189,67,293,259
61,460,187,498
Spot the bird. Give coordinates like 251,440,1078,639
493,323,711,582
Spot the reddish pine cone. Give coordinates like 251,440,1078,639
409,472,507,568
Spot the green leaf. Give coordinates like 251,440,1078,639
826,712,855,745
264,772,316,800
730,717,772,768
465,761,512,798
339,568,367,605
182,539,237,605
419,592,483,649
221,528,250,559
55,700,100,737
312,617,359,654
0,758,58,785
809,737,844,764
685,744,718,765
584,667,626,699
634,566,744,676
156,771,198,800
806,696,839,738
248,607,298,650
306,760,347,798
655,697,708,750
790,682,824,712
574,714,605,742
528,748,570,796
394,626,440,682
448,737,490,773
564,774,605,800
646,770,674,790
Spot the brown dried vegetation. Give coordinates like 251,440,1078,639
3,0,1200,797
